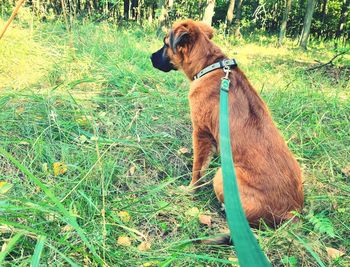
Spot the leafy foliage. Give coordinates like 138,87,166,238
307,212,336,238
1,0,349,43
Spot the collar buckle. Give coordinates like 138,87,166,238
193,59,237,80
223,65,231,80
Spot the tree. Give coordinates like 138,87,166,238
233,0,243,37
299,0,316,49
124,0,130,20
203,0,216,26
1,0,349,47
157,0,173,35
321,0,328,22
337,0,350,39
319,0,328,36
131,0,138,20
279,0,292,46
226,0,235,33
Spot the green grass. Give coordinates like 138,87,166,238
0,18,349,266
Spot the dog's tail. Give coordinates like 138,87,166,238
195,232,232,245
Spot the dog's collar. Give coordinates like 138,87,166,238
193,59,237,80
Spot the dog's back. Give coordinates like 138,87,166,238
191,67,304,226
151,19,304,228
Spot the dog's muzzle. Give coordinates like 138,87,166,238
150,45,176,72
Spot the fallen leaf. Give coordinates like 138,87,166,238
228,257,239,266
151,116,159,121
337,208,346,213
0,225,13,233
186,207,200,217
341,165,350,177
143,261,160,267
45,214,56,221
15,106,25,115
18,141,29,145
137,241,151,252
90,136,99,141
177,147,190,155
70,205,80,218
326,247,345,259
118,211,131,223
53,162,68,176
62,224,73,232
129,165,136,175
198,214,212,228
79,135,88,143
117,236,131,247
178,185,188,191
75,115,92,126
0,181,13,195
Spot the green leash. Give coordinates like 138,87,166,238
219,66,271,267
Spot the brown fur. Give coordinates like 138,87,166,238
165,20,304,227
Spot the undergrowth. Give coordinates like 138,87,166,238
0,19,349,266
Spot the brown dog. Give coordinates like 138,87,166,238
151,19,304,228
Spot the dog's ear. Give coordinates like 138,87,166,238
197,22,214,39
169,30,190,53
169,20,213,53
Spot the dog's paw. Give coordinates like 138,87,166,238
178,185,197,194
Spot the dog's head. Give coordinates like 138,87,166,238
150,20,214,73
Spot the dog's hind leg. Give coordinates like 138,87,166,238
196,168,264,245
213,167,263,224
189,130,216,188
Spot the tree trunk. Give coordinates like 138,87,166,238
337,0,350,39
138,0,142,24
233,0,243,37
131,0,138,20
124,0,130,20
318,0,328,36
278,0,292,46
157,0,173,35
158,0,167,28
321,0,328,22
92,0,98,11
148,6,153,23
299,0,316,49
151,3,156,22
203,0,215,26
226,0,235,33
226,0,235,24
76,0,80,15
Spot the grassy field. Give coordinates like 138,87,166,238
0,19,349,266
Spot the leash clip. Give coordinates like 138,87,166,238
221,66,231,92
223,65,231,80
